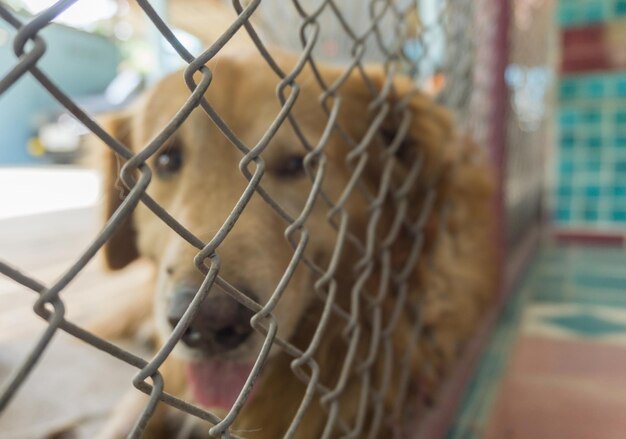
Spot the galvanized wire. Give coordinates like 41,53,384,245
0,1,493,437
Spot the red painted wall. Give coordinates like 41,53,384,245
561,22,626,73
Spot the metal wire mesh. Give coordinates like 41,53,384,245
0,1,500,438
504,0,553,253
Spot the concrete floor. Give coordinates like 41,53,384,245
0,167,153,438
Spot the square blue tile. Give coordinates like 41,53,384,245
612,210,626,221
583,109,602,124
556,208,571,222
560,110,577,125
586,136,602,148
561,133,576,149
585,3,604,21
584,208,599,221
586,78,605,97
617,136,626,147
615,111,626,124
616,77,626,96
612,186,626,197
558,184,574,197
585,186,601,197
559,159,574,173
560,80,578,100
615,161,626,173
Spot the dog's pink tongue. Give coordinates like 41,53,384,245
186,360,255,410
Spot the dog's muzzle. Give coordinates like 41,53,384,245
167,285,255,354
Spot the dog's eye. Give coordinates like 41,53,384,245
275,155,305,178
155,144,183,178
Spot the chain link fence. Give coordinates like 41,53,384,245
0,0,529,437
502,0,553,286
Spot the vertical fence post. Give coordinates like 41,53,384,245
491,0,512,298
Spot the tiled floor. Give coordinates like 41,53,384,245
449,245,626,439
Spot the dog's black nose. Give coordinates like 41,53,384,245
167,286,255,353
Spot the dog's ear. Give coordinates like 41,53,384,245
336,66,459,188
371,68,456,181
100,112,140,270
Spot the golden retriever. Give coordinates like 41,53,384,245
96,48,496,438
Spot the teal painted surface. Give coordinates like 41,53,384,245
547,312,626,336
0,18,120,164
555,72,626,228
557,0,626,27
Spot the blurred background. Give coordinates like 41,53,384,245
0,0,625,438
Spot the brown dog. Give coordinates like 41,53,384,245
97,48,496,438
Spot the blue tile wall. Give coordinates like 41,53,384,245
558,0,626,27
555,70,626,228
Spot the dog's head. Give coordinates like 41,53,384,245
100,49,457,411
